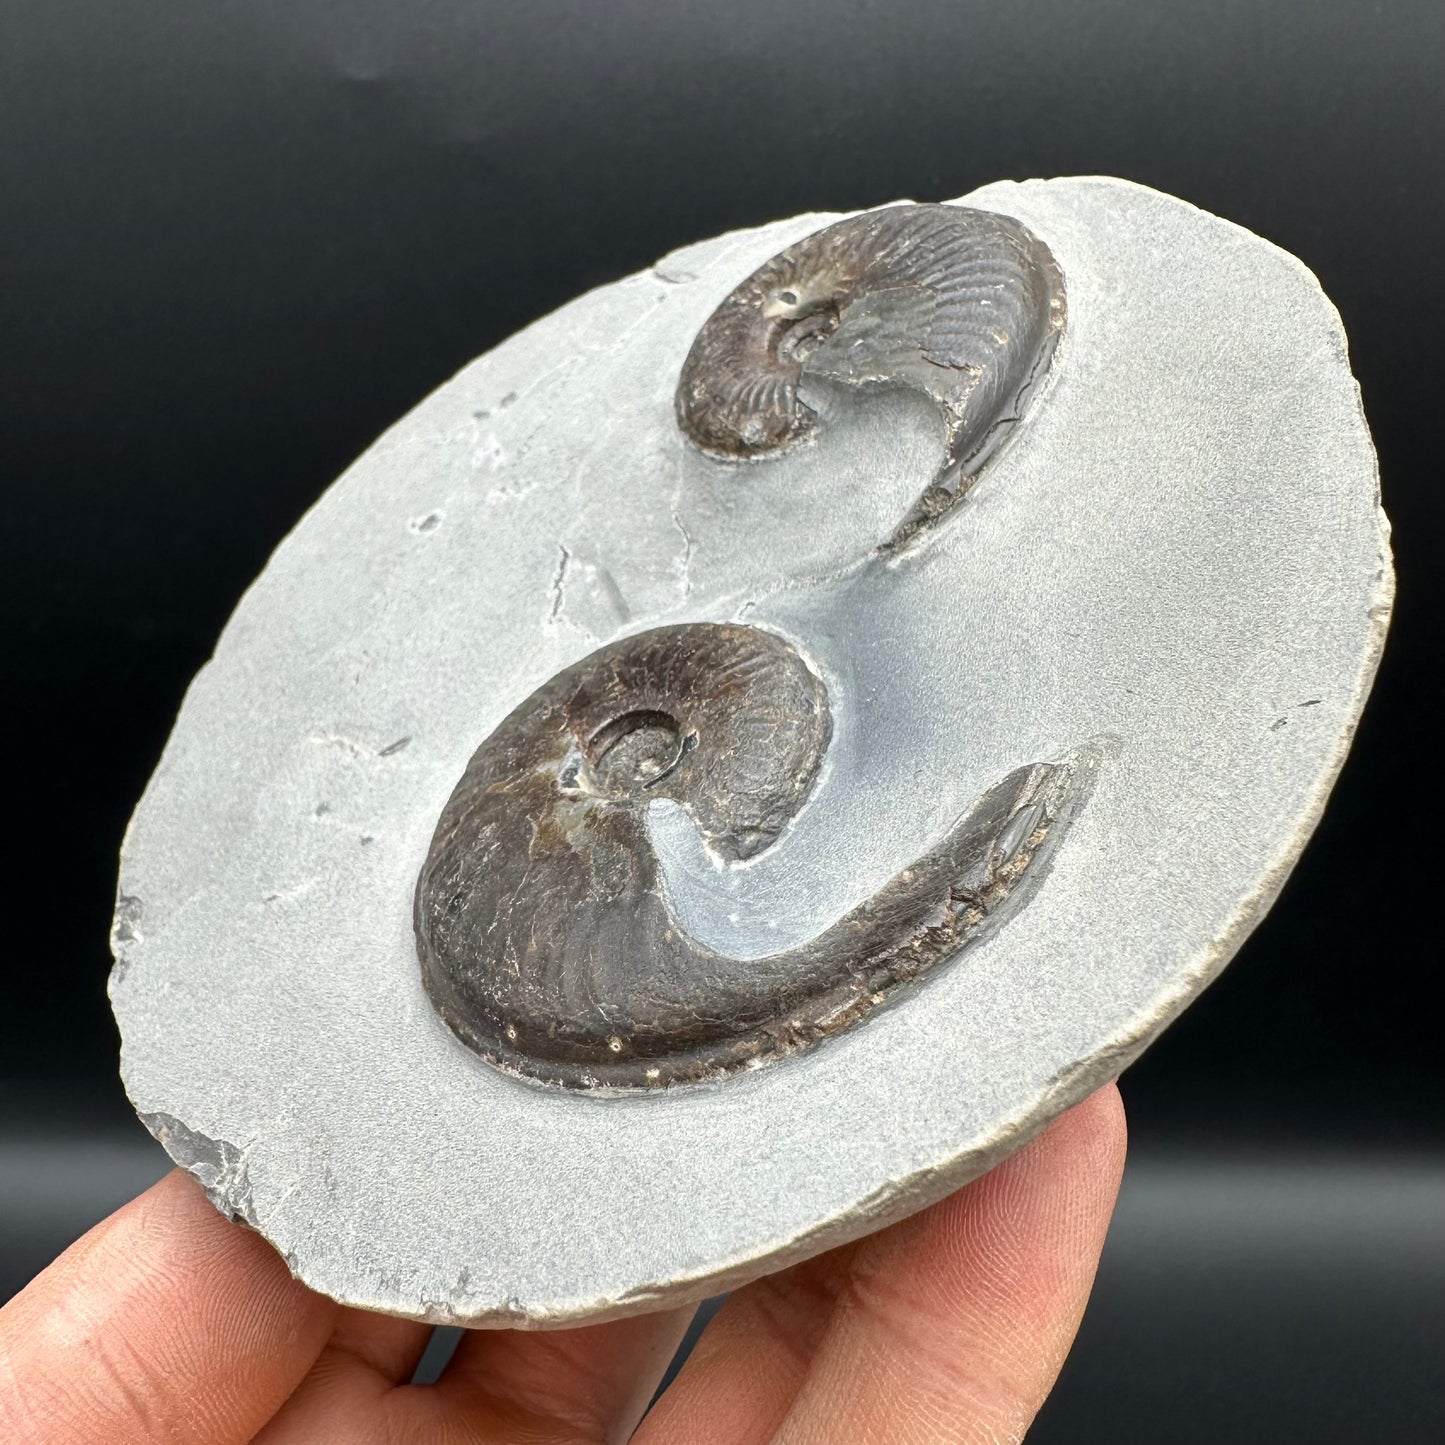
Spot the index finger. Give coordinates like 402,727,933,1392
0,1169,336,1444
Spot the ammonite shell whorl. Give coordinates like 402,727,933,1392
676,203,1065,549
415,623,1070,1089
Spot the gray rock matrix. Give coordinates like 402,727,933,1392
111,178,1391,1327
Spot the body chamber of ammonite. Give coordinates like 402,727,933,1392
111,178,1391,1325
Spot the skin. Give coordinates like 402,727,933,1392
0,1085,1124,1445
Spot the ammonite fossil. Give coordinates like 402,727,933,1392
416,204,1072,1089
416,623,1069,1089
676,203,1065,550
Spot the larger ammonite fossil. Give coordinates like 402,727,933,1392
415,623,1070,1089
111,179,1390,1327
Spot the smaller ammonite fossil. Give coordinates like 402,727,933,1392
415,623,1072,1090
676,202,1066,550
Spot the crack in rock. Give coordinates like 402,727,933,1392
307,731,412,761
670,494,696,599
547,544,572,623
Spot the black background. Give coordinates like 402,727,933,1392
2,3,1441,1441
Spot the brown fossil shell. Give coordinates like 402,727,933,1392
415,623,1070,1090
675,203,1065,549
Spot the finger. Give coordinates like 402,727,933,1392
633,1247,861,1444
777,1084,1126,1445
248,1309,433,1445
312,1308,434,1384
256,1303,692,1445
639,1084,1125,1445
0,1168,336,1445
434,1306,694,1443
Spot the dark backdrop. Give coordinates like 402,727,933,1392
2,3,1441,1441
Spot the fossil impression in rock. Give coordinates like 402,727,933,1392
110,179,1391,1328
417,205,1072,1090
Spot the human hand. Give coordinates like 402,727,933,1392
0,1085,1124,1444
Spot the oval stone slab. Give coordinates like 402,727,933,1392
110,177,1391,1327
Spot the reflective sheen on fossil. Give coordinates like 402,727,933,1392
416,203,1075,1090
